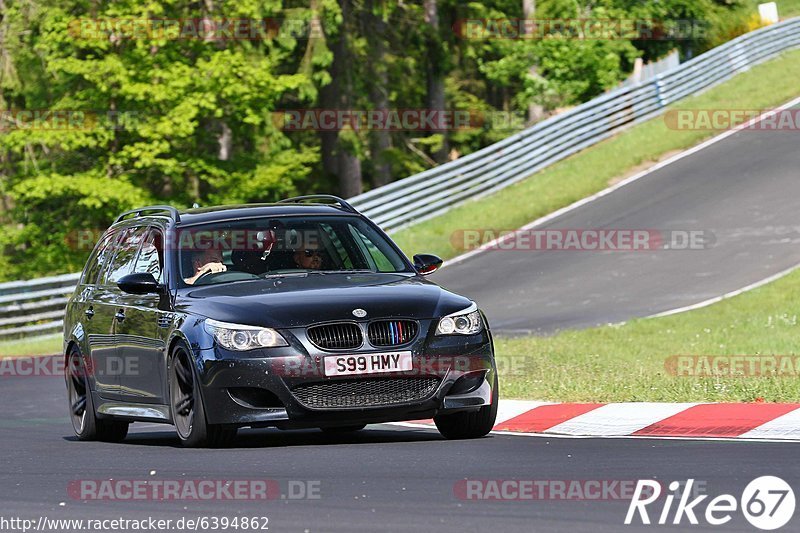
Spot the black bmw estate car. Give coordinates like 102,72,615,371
64,196,498,447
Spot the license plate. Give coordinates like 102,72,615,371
324,351,413,377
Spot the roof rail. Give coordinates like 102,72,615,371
115,205,181,223
278,195,359,214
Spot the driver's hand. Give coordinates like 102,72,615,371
185,262,227,285
200,262,227,275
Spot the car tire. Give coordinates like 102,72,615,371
320,424,367,433
66,346,129,443
434,374,498,440
169,342,237,448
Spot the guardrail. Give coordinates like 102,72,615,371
349,18,800,232
0,273,79,342
2,18,799,343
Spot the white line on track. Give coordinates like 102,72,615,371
444,94,800,269
442,95,800,320
647,261,800,318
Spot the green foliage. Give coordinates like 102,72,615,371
0,0,766,280
4,173,151,277
0,0,336,279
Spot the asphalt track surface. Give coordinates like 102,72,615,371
432,115,800,334
3,374,799,533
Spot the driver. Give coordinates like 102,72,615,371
184,248,227,285
292,240,324,270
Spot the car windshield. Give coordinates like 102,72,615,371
178,215,410,286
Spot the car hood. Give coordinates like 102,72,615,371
176,273,473,328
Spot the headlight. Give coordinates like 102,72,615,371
436,304,483,335
204,319,288,351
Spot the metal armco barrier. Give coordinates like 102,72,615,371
349,18,800,231
0,273,79,341
3,19,799,341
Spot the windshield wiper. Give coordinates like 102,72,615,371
260,271,310,279
260,269,377,279
309,269,374,275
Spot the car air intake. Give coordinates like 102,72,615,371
367,320,418,347
307,322,363,350
291,377,441,409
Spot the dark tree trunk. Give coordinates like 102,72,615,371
318,0,363,197
366,0,392,187
424,0,449,164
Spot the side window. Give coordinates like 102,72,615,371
100,226,148,286
320,223,353,269
350,226,395,272
81,230,118,285
133,229,164,283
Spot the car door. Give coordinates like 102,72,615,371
115,227,168,404
81,230,123,399
94,225,149,400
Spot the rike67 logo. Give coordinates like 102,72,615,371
625,477,795,530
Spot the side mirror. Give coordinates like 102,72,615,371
413,254,443,276
117,272,163,295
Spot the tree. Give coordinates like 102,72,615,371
318,0,363,198
522,0,545,123
363,0,392,187
423,0,449,164
0,0,333,279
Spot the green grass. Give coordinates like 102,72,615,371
779,0,800,18
392,49,800,260
0,334,61,357
495,267,800,403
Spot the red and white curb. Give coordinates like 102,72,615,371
394,400,800,441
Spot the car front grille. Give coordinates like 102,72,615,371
291,377,441,409
367,320,418,347
307,323,363,350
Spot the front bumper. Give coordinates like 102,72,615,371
194,323,496,429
